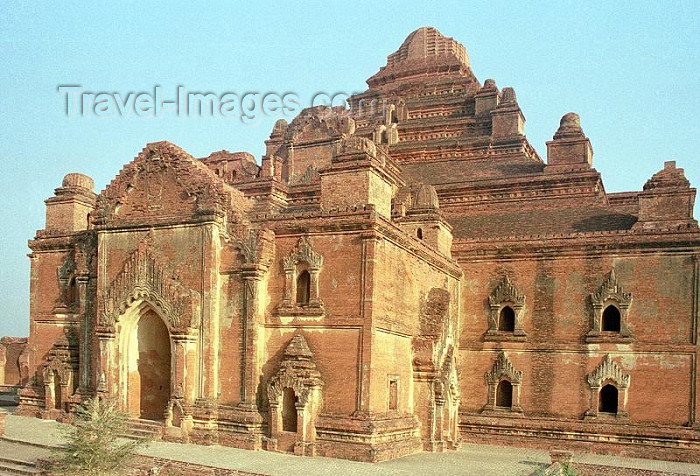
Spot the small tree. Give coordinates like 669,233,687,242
51,397,149,475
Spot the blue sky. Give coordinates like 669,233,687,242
0,1,698,337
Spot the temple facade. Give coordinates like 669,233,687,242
4,27,700,462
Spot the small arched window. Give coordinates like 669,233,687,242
602,305,621,332
296,270,311,306
599,384,618,413
417,228,423,240
380,130,388,144
496,380,513,408
390,109,398,124
282,387,298,432
66,277,77,307
498,306,515,332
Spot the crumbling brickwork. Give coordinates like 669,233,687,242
6,27,700,462
0,337,27,388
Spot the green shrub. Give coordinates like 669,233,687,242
50,397,150,475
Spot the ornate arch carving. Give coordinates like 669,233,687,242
587,269,633,342
486,276,526,340
485,351,522,385
42,355,72,386
283,236,323,271
54,250,77,312
99,240,201,330
431,347,462,450
236,228,275,266
591,270,632,308
587,354,630,389
434,345,460,403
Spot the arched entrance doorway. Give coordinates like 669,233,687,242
282,387,298,432
53,370,62,410
137,310,171,420
122,307,171,420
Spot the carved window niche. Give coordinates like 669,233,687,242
585,354,630,420
482,352,523,415
277,237,324,316
485,276,526,341
266,334,324,456
587,270,633,343
40,334,78,416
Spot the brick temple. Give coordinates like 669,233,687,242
2,27,699,462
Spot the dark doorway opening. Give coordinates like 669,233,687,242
296,271,310,306
496,380,513,408
499,306,515,332
599,384,618,413
602,305,621,332
282,387,298,432
53,371,62,410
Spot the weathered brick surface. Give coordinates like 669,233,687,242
0,337,27,386
575,464,687,476
7,27,700,463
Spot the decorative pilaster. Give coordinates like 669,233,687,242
95,328,116,397
236,229,274,409
240,264,266,406
171,331,198,406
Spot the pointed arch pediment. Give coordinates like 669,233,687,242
94,141,250,226
99,239,201,330
591,269,632,308
588,354,630,388
486,351,522,384
283,236,324,271
488,276,525,309
486,276,527,340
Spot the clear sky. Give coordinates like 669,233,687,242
0,1,698,337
